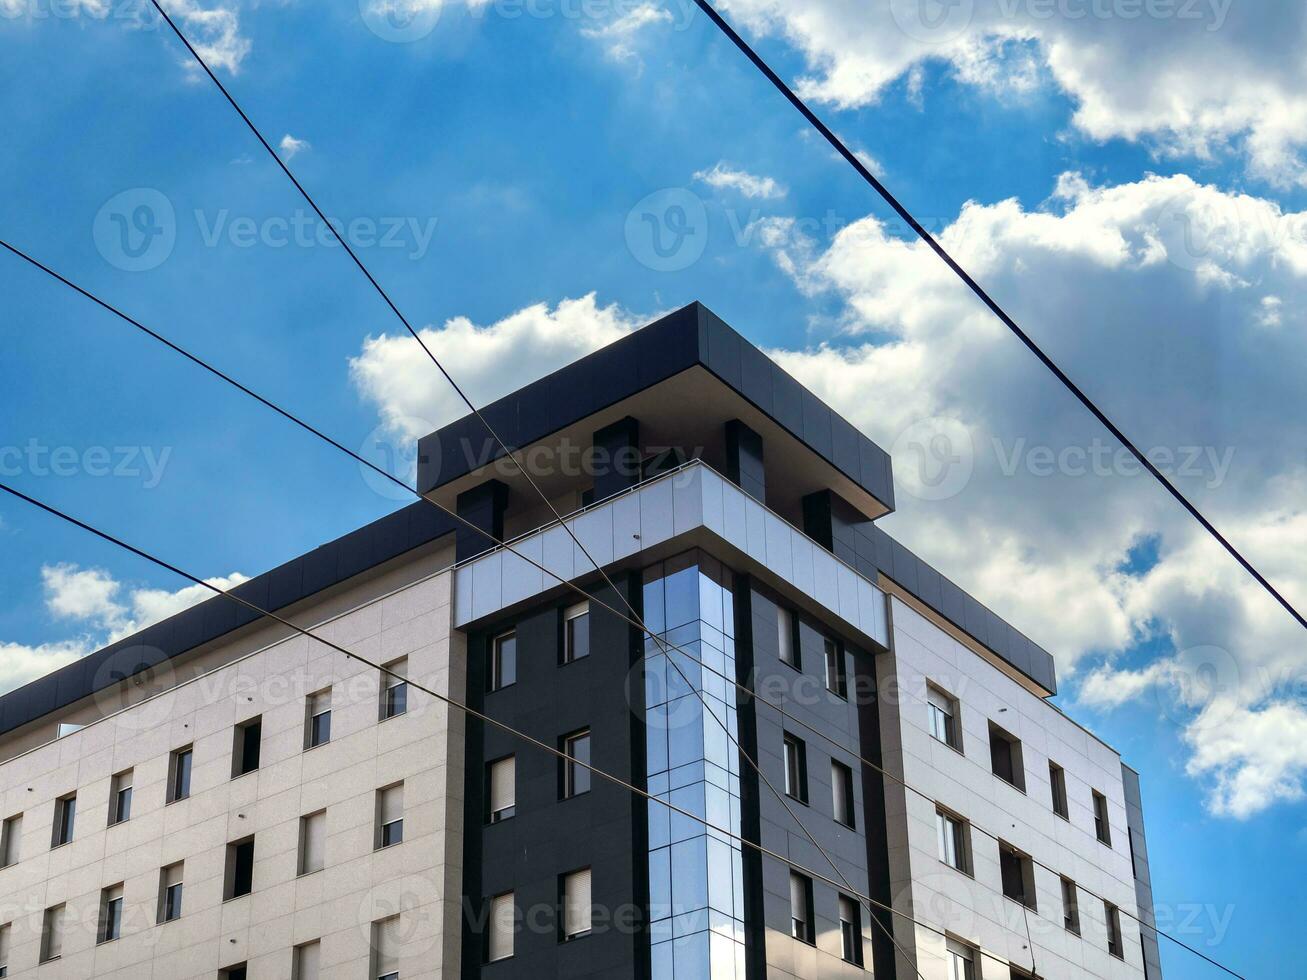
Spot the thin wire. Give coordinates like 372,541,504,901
688,0,1306,636
0,476,1008,964
0,238,1233,974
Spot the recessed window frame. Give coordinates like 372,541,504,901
560,867,593,941
1093,790,1113,846
1105,901,1125,959
486,891,515,963
946,938,977,980
831,759,856,828
562,602,590,664
231,716,262,779
998,840,1037,911
487,755,516,824
39,903,64,963
489,630,517,692
380,657,409,721
299,810,326,876
823,635,848,699
51,793,76,848
561,729,592,800
926,683,962,751
783,732,809,805
97,883,124,944
158,862,184,923
0,813,21,868
108,769,133,827
838,894,864,966
371,916,402,980
292,939,321,980
936,805,972,875
224,835,256,901
1049,761,1069,819
777,605,800,671
167,745,193,804
988,721,1026,792
376,783,405,849
788,870,815,945
1061,876,1081,935
305,688,332,750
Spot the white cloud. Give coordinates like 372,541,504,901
580,3,673,67
349,293,651,442
751,171,1307,817
163,0,251,75
279,134,310,160
694,162,787,200
717,0,1307,184
0,564,248,697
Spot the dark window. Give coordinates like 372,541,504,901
109,770,132,826
823,636,847,698
0,814,20,867
377,784,404,849
489,630,517,692
563,603,590,663
777,606,799,670
487,756,515,823
224,837,255,900
838,895,863,965
1049,762,1069,819
1061,877,1080,934
381,659,408,720
999,842,1036,910
1106,902,1124,958
52,794,75,848
159,863,184,922
988,722,1025,791
232,717,262,778
783,733,808,804
831,760,856,827
220,964,248,980
789,871,814,944
562,730,591,799
97,886,123,944
168,747,193,803
927,684,961,750
1093,790,1112,845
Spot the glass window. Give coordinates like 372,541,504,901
109,770,133,826
0,922,10,976
947,938,976,980
40,904,63,962
381,658,408,720
927,684,960,749
98,885,124,944
999,842,1036,910
372,916,401,980
564,603,590,663
299,811,326,875
306,689,332,749
838,895,863,965
1061,877,1080,935
293,940,321,980
488,756,516,823
168,746,193,803
1050,762,1069,818
377,784,404,848
936,807,970,874
487,893,515,962
562,868,592,939
1093,790,1112,845
490,631,517,691
224,836,255,900
232,716,262,778
562,730,591,798
51,794,75,848
789,871,814,944
777,606,798,669
988,722,1025,791
1106,902,1124,958
823,637,847,698
832,760,855,827
0,814,20,867
159,863,184,922
783,734,808,804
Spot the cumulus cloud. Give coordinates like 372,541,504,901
279,134,311,159
0,564,248,696
694,162,787,200
349,293,652,442
751,172,1307,817
163,0,251,75
718,0,1307,184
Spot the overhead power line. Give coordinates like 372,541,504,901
688,0,1306,636
0,238,1242,978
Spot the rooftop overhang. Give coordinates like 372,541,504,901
417,302,895,528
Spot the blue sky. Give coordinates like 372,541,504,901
2,2,1304,975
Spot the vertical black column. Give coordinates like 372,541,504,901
724,419,766,504
802,489,860,565
456,479,509,562
593,416,642,503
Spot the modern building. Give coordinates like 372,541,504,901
0,303,1162,980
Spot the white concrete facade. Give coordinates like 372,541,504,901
0,568,463,980
879,596,1145,979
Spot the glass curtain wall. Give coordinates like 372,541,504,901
643,551,748,980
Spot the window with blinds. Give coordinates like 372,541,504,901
109,769,133,826
488,756,515,823
293,939,321,980
487,892,514,962
927,684,961,749
0,922,10,976
98,884,124,944
40,904,63,962
377,784,404,849
831,760,855,827
381,658,408,720
777,606,798,669
371,916,401,980
299,811,326,875
789,871,814,944
305,689,332,749
1,813,22,867
562,868,592,939
159,862,184,922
